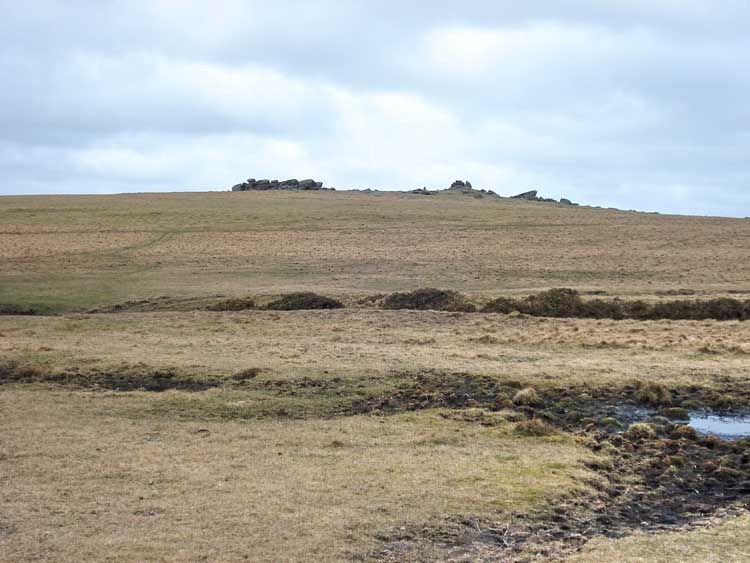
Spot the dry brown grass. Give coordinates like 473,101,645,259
0,389,594,562
2,310,749,389
568,515,750,563
2,191,750,311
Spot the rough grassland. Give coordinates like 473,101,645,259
1,311,749,389
0,389,594,563
2,191,750,312
570,515,750,563
2,191,750,561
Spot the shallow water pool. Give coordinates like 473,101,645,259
688,413,750,440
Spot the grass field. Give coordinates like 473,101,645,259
2,190,750,312
2,190,750,561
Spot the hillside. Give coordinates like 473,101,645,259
1,190,749,313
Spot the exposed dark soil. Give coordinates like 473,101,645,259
354,372,750,561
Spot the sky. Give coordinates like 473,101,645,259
1,1,749,216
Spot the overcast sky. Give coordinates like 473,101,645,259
1,1,749,216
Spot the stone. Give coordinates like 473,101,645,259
512,190,538,200
229,177,329,192
449,180,473,190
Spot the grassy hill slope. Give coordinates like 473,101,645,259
2,190,749,312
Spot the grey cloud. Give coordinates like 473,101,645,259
0,1,749,216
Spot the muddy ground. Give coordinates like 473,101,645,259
2,363,749,561
358,373,750,561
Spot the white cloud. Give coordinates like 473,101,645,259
423,23,606,75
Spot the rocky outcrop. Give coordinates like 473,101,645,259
513,190,578,206
512,190,539,200
444,180,499,198
231,178,332,192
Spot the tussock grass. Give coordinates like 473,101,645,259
635,383,673,406
625,422,657,440
513,387,542,406
515,418,557,437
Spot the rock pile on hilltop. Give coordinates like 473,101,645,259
512,190,539,200
228,176,578,205
231,178,332,192
436,180,500,198
513,190,578,205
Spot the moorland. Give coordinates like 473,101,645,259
2,189,750,562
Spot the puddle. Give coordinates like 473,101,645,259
607,405,750,441
688,412,750,440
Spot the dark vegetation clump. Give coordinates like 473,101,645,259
382,288,476,312
0,360,222,391
646,298,750,321
0,303,38,315
206,298,256,311
661,407,690,421
481,289,750,321
519,288,585,317
0,360,44,381
481,289,585,317
581,299,628,320
265,292,344,311
479,297,516,314
231,367,263,381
